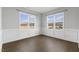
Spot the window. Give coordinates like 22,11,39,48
55,12,64,29
19,12,36,29
29,15,36,29
47,12,64,30
19,12,29,29
47,15,54,29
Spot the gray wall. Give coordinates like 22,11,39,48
0,7,1,36
76,8,79,29
2,7,19,29
64,7,77,29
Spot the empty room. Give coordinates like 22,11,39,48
0,7,79,52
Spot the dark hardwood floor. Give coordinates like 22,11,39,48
2,35,79,52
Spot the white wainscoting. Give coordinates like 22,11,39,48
42,29,78,43
0,34,1,51
19,29,40,39
78,30,79,43
78,30,79,48
44,29,54,37
42,29,64,40
3,29,40,44
2,29,78,44
64,29,78,43
53,29,64,39
2,29,19,43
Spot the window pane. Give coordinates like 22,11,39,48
55,12,64,29
29,15,36,29
47,16,54,29
19,12,29,29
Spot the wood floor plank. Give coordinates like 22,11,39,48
2,35,79,52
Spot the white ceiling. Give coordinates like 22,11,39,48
26,7,58,13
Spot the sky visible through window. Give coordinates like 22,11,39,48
19,12,36,29
30,15,36,23
48,12,64,23
20,12,28,24
55,12,64,22
48,16,54,23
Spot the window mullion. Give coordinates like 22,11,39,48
54,15,55,30
28,14,30,29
